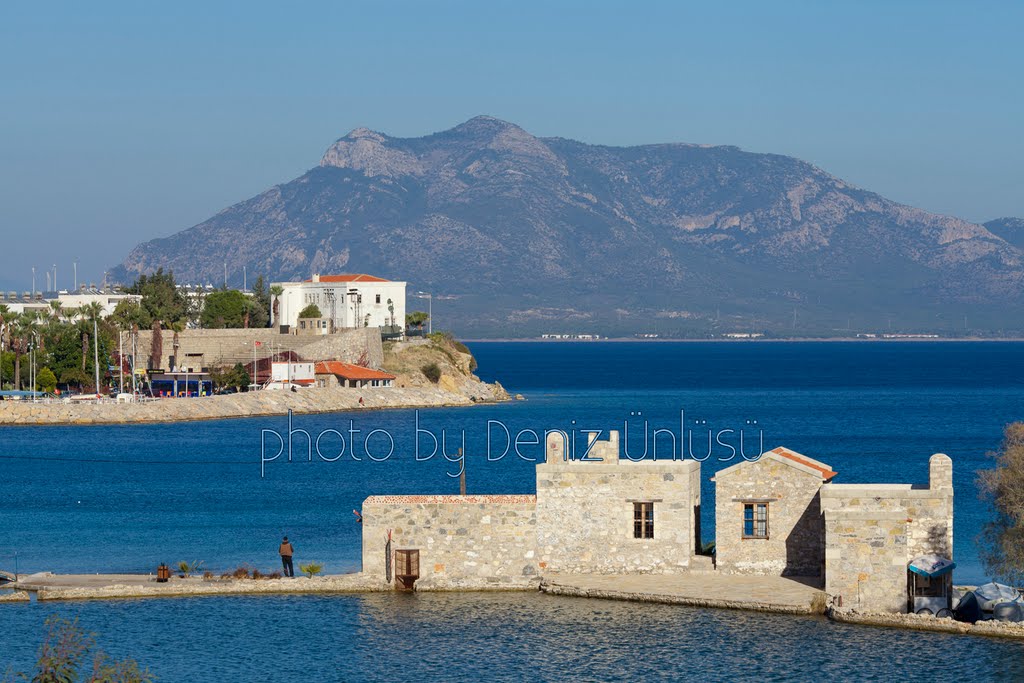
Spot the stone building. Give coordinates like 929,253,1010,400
360,431,703,588
362,433,954,613
712,447,836,579
820,453,953,612
712,447,953,612
536,430,702,575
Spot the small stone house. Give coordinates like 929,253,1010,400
713,447,836,579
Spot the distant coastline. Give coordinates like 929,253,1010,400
464,336,1024,343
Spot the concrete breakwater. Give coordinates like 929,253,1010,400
0,382,509,426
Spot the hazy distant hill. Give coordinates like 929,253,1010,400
985,217,1024,251
112,116,1024,336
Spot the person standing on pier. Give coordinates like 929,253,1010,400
279,536,295,577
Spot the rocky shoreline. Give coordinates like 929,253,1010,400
0,381,510,427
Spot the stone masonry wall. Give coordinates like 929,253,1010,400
136,327,383,371
360,495,539,589
714,457,825,577
820,454,953,612
535,432,700,575
824,510,909,612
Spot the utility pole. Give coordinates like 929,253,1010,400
459,448,466,496
74,259,78,291
223,262,227,289
53,264,57,292
31,266,36,298
119,331,124,394
243,265,247,292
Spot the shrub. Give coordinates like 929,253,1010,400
231,566,252,580
10,616,153,682
297,303,322,319
299,562,324,578
203,570,214,581
177,560,204,577
252,569,264,580
267,571,283,580
421,362,442,384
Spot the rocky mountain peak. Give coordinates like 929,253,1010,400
115,118,1024,336
320,126,422,177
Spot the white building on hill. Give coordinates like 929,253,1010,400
271,274,406,337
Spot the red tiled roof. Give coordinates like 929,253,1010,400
304,274,390,283
314,361,396,381
771,447,838,481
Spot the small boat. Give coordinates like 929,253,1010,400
0,570,15,585
973,582,1021,612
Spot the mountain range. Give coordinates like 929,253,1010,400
112,116,1024,337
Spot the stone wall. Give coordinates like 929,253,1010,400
535,431,700,575
820,453,954,612
360,494,539,589
823,510,908,612
713,452,827,578
135,327,383,371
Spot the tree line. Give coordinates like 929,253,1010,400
0,269,285,394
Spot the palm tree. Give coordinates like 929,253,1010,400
270,285,284,328
0,304,9,388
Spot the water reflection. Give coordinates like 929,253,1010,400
2,592,1022,681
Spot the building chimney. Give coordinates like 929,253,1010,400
312,273,321,283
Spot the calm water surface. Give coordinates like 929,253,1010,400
2,342,1023,680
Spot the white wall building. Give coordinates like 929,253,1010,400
0,290,141,319
271,274,406,336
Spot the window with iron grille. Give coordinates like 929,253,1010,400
633,502,654,539
743,502,769,539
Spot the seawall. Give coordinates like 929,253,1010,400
0,382,508,426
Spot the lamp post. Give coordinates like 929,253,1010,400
93,316,100,398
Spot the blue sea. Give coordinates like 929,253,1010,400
2,341,1024,681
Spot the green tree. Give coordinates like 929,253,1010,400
0,351,13,389
110,299,152,331
60,367,90,392
36,367,57,394
7,615,153,683
979,422,1024,585
298,303,322,319
406,311,429,329
227,363,251,390
251,276,271,328
126,268,188,326
200,290,250,329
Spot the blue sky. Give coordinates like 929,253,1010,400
1,0,1021,290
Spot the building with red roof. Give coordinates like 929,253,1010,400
271,272,406,338
314,361,396,388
